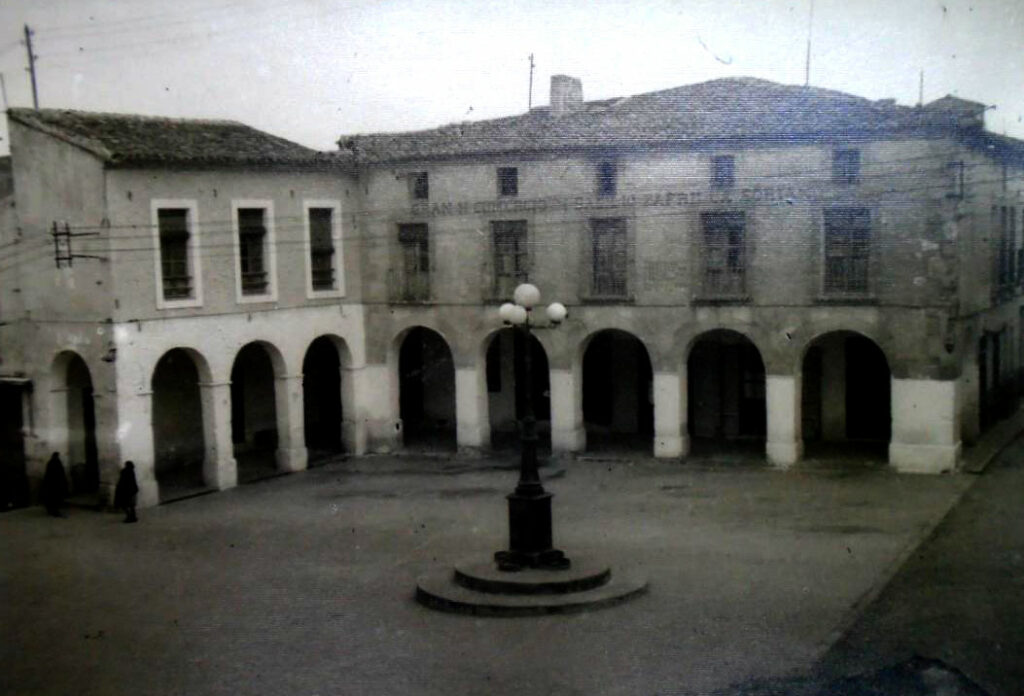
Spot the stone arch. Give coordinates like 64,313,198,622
302,334,354,463
579,329,654,453
151,347,213,498
686,329,766,455
392,326,456,451
50,351,98,495
801,330,891,459
483,327,552,451
230,340,287,481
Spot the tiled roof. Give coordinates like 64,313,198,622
7,108,348,169
337,77,994,164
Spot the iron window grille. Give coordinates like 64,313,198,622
308,207,335,291
590,217,629,298
597,161,617,197
832,149,861,185
711,155,735,189
396,223,431,302
157,208,191,299
701,211,746,297
497,167,519,197
492,220,529,299
238,208,268,295
823,207,871,294
411,171,429,200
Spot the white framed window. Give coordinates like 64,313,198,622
303,199,344,298
151,199,202,310
231,199,277,304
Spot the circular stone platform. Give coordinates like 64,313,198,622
416,555,647,616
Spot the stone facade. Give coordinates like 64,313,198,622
3,76,1024,507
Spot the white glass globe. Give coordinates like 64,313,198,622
513,283,541,309
507,304,528,325
546,302,568,324
498,302,517,324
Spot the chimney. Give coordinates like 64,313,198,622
550,75,583,117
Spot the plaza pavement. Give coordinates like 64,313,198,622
0,444,993,696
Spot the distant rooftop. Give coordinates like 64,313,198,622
337,76,1009,164
7,108,349,169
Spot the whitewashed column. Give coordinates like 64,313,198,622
549,367,585,454
352,364,401,453
340,365,367,455
766,374,802,468
455,366,490,452
889,378,961,473
653,369,689,458
198,381,237,490
114,390,159,508
274,374,307,472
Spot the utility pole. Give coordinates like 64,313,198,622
24,24,38,109
804,0,814,87
918,69,924,107
0,73,8,110
528,53,535,110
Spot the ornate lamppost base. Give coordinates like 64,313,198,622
495,490,571,571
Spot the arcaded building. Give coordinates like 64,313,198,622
2,75,1023,507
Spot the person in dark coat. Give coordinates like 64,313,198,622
40,452,68,517
114,461,139,523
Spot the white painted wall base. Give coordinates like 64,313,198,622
341,418,367,455
455,367,490,449
137,477,160,509
889,442,961,473
766,441,802,468
552,427,585,453
550,368,584,454
276,446,308,472
655,434,689,458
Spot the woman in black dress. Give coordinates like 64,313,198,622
114,461,139,523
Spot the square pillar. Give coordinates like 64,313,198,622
114,391,159,508
353,364,402,453
455,366,490,452
653,370,689,458
889,378,962,473
766,374,803,468
340,366,368,455
274,374,307,472
549,367,585,454
198,382,237,490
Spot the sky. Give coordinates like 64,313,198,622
0,0,1022,156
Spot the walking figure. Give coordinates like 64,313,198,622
40,452,68,517
114,461,139,524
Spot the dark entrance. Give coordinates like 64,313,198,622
65,354,99,495
486,328,551,450
152,349,206,496
303,337,343,463
231,343,279,482
582,330,653,453
399,327,456,450
687,330,766,457
0,383,29,509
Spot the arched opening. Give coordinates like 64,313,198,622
485,328,551,451
64,354,99,496
303,336,345,464
0,383,30,509
802,331,891,460
152,349,207,498
231,342,280,482
687,330,766,457
978,329,1014,433
582,330,653,453
398,327,456,451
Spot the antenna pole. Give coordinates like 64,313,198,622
24,24,38,109
918,69,924,106
528,54,535,110
804,0,814,87
0,73,8,110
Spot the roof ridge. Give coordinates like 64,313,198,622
8,106,245,127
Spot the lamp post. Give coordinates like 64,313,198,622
494,283,571,572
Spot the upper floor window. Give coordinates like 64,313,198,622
823,207,871,294
701,211,746,297
597,161,617,197
396,223,430,302
410,171,429,200
832,148,860,185
498,167,519,197
151,199,201,309
157,209,192,301
238,208,268,295
947,161,965,199
711,155,735,189
492,220,529,298
590,217,629,298
233,200,277,303
998,205,1015,288
304,201,343,296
